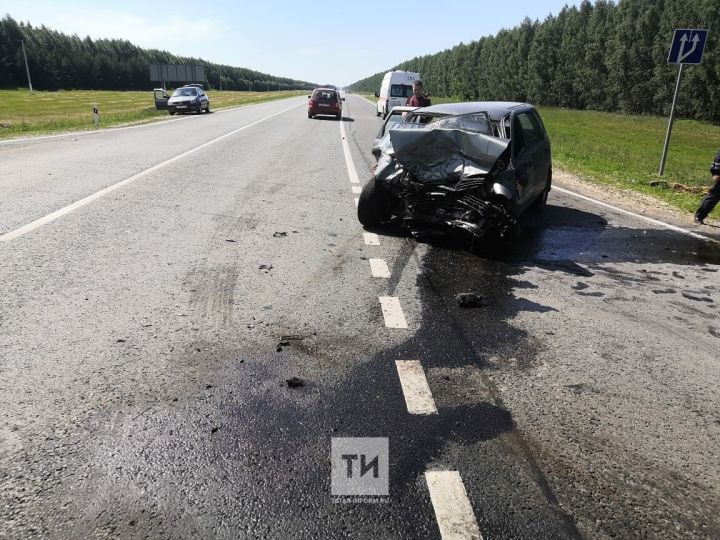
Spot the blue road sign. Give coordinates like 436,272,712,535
668,29,708,65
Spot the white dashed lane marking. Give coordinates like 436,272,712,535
395,360,438,415
369,258,390,278
352,185,362,194
363,232,380,246
425,470,483,540
354,198,359,207
379,296,408,329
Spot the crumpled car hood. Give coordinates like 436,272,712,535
388,128,510,183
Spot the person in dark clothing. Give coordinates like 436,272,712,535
406,80,431,108
694,149,720,224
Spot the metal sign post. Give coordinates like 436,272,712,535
659,29,708,176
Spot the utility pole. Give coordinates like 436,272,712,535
21,40,33,93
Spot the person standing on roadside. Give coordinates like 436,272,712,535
694,149,720,224
406,80,432,107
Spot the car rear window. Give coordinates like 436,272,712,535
390,84,413,98
313,90,337,100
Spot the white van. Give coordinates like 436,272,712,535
375,71,420,118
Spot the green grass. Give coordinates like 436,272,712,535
357,93,720,214
0,89,306,139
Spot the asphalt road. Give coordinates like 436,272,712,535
1,95,718,539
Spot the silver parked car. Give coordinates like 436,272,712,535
358,101,552,242
167,86,210,115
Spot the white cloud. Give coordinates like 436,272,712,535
41,10,225,54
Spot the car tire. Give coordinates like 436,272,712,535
308,112,313,118
531,168,552,211
382,107,388,119
357,178,395,227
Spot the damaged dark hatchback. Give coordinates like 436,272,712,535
358,102,552,243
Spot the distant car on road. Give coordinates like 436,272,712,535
167,86,210,115
359,101,552,243
307,88,344,119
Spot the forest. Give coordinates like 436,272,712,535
348,0,719,121
0,15,314,92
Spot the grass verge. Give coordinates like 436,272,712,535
0,89,306,139
354,93,720,215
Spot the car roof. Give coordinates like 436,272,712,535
416,101,532,121
388,106,418,113
314,87,337,91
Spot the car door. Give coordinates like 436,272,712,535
510,110,547,209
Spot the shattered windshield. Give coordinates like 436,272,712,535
427,112,493,136
172,88,197,97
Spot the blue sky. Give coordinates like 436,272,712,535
3,1,582,86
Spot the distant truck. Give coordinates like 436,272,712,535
374,71,420,118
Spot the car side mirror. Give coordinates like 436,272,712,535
374,92,379,98
307,95,311,99
342,97,345,101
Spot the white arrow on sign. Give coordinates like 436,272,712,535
678,32,701,63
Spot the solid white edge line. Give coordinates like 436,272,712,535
369,258,390,278
395,360,438,415
363,232,380,246
354,197,359,207
352,185,362,194
378,296,408,329
0,103,302,242
555,186,717,244
425,470,483,540
339,120,361,184
0,95,304,145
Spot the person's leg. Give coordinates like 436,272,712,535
695,176,720,222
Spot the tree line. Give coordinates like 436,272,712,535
0,15,315,91
348,0,719,121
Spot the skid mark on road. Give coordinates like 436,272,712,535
187,265,238,327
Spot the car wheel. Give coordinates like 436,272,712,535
530,168,552,212
336,114,341,120
308,112,313,118
357,178,395,227
382,107,388,119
